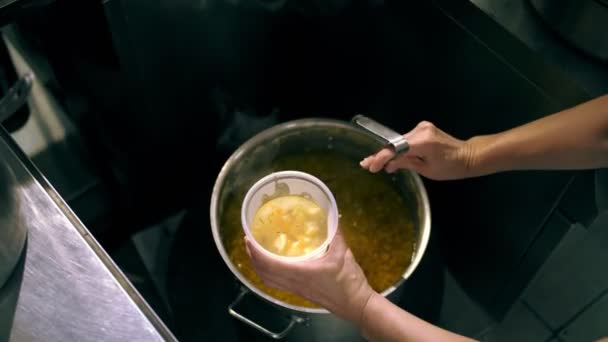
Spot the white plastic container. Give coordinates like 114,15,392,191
241,170,339,262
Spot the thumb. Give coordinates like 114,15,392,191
324,228,348,257
245,237,295,273
245,237,267,262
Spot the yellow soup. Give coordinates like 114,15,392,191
252,195,327,257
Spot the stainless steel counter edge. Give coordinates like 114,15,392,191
0,126,177,342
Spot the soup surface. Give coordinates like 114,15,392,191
252,195,327,257
221,151,416,307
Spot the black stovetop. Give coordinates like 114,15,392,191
102,0,592,340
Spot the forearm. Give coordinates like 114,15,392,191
467,95,608,175
358,292,475,342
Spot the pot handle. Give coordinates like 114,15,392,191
228,287,307,339
351,115,409,155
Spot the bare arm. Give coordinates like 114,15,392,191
245,232,475,342
360,292,475,342
469,94,608,175
361,95,608,180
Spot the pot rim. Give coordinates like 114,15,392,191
210,118,431,314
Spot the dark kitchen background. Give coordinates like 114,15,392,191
1,0,607,341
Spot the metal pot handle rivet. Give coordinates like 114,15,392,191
351,114,409,155
228,287,307,339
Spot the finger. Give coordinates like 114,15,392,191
252,264,303,291
362,127,414,170
315,241,342,265
328,228,347,254
250,264,278,283
245,238,285,273
359,156,372,169
385,156,414,173
250,260,290,285
253,270,285,290
244,237,256,260
308,228,349,270
385,159,406,173
262,280,283,291
245,238,253,259
246,238,310,282
369,148,395,173
407,121,443,152
261,274,297,292
385,156,424,173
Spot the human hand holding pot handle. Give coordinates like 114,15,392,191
363,95,608,179
360,121,477,181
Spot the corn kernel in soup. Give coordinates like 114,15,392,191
251,195,327,256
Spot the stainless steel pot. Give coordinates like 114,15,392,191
529,0,608,61
210,116,431,340
0,160,26,289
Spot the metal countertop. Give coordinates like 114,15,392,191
0,126,175,342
